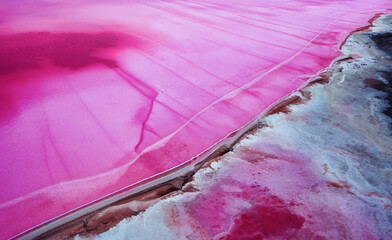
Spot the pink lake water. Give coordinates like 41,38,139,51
0,0,391,239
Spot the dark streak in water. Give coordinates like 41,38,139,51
0,32,129,75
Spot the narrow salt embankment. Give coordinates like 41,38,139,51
76,15,392,240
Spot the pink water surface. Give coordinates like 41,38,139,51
0,0,391,239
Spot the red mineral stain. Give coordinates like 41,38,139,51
185,177,305,239
224,205,305,240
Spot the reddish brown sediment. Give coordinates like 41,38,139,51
265,95,303,115
33,183,181,239
338,12,389,50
